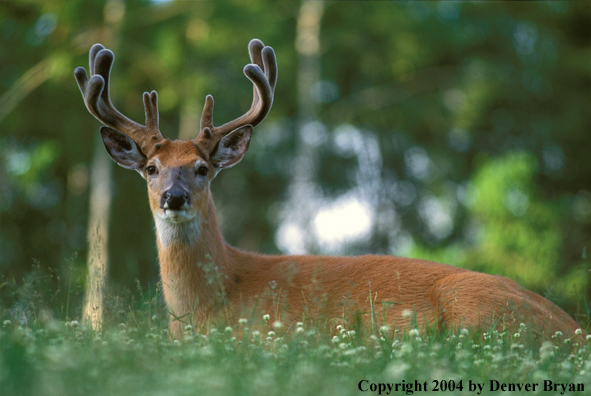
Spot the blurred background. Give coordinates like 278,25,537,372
1,0,590,322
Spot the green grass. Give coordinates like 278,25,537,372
1,268,590,396
1,311,590,396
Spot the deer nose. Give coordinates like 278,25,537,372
161,188,190,211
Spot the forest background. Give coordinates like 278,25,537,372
1,0,590,325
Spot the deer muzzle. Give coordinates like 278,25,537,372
161,188,190,211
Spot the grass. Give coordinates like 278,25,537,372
1,268,590,396
1,304,590,395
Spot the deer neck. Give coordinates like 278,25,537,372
153,195,234,321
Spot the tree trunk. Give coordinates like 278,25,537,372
82,0,125,329
281,0,325,254
82,133,112,328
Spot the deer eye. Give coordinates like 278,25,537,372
146,165,157,176
196,166,209,177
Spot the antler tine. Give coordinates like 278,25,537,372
197,39,277,149
247,39,265,111
74,44,163,156
246,40,278,114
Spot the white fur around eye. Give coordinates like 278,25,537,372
194,160,210,178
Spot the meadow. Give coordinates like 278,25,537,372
1,276,589,396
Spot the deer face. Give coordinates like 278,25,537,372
100,125,252,226
75,38,275,242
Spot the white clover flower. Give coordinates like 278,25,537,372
262,314,270,322
238,318,248,325
225,326,233,334
273,321,284,331
296,327,305,335
539,341,554,360
564,338,571,344
575,328,583,335
408,328,420,337
348,330,356,337
586,335,591,341
401,309,413,318
336,325,344,332
296,322,304,328
513,332,520,338
268,331,276,337
252,330,260,339
332,336,340,344
70,321,79,328
379,326,390,334
3,320,11,327
460,328,469,336
184,325,193,332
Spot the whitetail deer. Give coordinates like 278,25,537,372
75,39,583,340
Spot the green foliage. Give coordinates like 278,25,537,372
469,152,562,285
412,152,587,309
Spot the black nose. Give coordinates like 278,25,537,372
161,188,190,210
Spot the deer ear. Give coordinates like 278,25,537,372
211,125,252,169
100,126,147,170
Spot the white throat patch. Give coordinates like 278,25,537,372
155,214,201,246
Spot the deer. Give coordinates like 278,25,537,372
74,39,584,341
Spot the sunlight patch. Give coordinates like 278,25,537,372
313,195,373,253
276,221,307,255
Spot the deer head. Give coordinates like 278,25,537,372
75,40,277,242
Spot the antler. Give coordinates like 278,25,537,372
195,39,277,153
74,44,164,157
